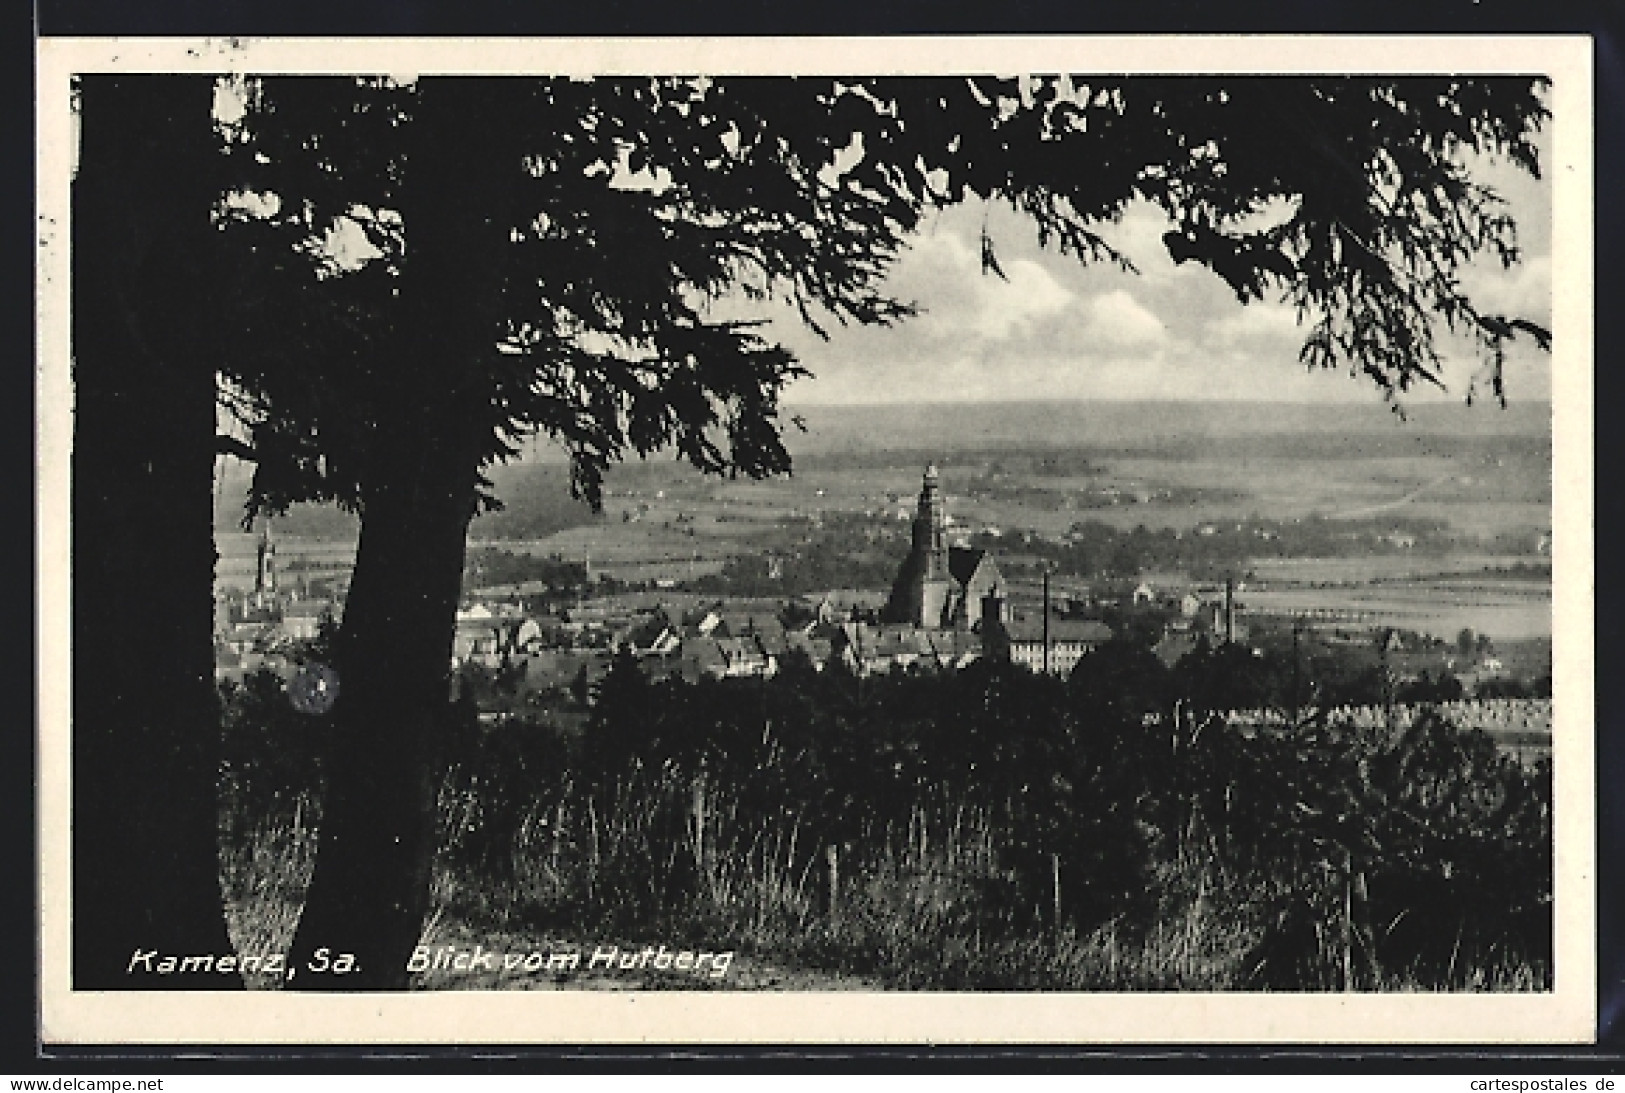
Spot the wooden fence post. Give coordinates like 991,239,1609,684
825,844,840,924
1342,848,1354,991
1051,852,1063,934
692,775,709,875
551,801,565,878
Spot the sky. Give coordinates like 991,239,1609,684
220,76,1555,413
764,131,1554,409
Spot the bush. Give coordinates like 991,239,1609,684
218,651,1551,991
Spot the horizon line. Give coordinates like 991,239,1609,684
781,395,1555,409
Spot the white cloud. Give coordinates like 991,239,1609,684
1460,253,1552,327
1088,289,1167,346
977,259,1075,338
900,231,1075,342
747,170,1552,409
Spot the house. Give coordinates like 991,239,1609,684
717,611,785,646
215,647,245,681
832,622,982,676
803,589,887,624
678,638,730,681
517,650,611,703
716,636,771,677
513,618,544,652
618,612,682,656
564,604,613,626
643,626,682,656
216,647,292,683
281,601,330,642
1152,629,1200,669
783,631,833,669
453,608,506,664
222,621,278,657
1191,601,1248,645
676,635,777,680
1005,617,1113,677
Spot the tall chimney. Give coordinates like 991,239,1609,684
1043,568,1051,675
1224,577,1235,645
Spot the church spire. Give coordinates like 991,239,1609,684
255,520,277,600
904,463,952,626
914,463,947,579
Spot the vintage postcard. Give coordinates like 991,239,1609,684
36,35,1595,1044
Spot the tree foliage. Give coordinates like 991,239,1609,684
216,75,1549,522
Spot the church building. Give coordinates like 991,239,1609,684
253,522,278,607
882,464,1008,630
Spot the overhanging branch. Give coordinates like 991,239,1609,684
216,435,258,462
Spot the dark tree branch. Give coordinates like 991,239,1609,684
216,434,258,462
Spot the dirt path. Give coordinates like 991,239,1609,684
1327,471,1457,520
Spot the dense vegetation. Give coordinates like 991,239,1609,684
1010,514,1459,578
221,644,1551,991
462,548,589,595
669,508,1465,601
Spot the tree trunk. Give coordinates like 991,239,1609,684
71,75,242,989
286,79,509,989
284,462,473,990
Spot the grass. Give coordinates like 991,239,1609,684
220,768,1551,993
219,791,319,990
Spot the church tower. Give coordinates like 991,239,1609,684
910,464,951,627
255,521,277,604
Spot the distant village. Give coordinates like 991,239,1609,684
216,463,1543,736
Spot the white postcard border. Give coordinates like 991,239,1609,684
35,33,1596,1045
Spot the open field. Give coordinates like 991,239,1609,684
486,524,733,584
216,532,357,591
1247,555,1547,583
1242,556,1551,640
1242,582,1550,641
214,401,1553,643
219,401,1551,548
781,398,1552,452
538,401,1548,540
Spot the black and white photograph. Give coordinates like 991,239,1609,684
35,36,1594,1044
